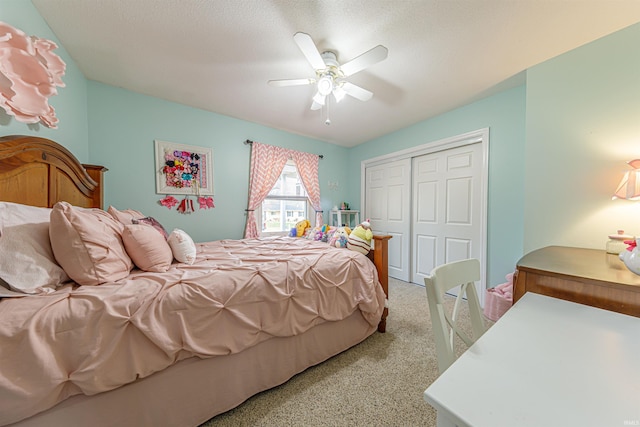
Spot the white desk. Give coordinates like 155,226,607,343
423,292,640,427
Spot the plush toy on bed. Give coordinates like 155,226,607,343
306,226,321,241
306,224,333,242
347,220,373,255
329,226,351,248
295,219,311,237
321,224,336,243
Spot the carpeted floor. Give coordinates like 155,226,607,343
201,278,478,427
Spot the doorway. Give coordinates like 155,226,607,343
361,129,489,299
364,158,411,281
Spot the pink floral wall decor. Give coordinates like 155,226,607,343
0,21,66,128
154,140,214,195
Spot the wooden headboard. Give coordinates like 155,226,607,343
0,135,106,209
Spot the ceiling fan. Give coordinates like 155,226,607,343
268,32,388,114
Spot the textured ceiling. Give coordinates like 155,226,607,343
32,0,640,147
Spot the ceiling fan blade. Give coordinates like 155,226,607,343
340,45,388,77
342,82,373,102
332,86,346,103
311,92,326,110
293,32,326,71
268,78,315,87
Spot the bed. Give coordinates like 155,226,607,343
0,135,391,427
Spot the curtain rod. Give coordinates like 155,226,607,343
244,139,323,159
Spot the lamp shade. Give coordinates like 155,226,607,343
613,159,640,200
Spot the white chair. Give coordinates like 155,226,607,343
424,258,487,374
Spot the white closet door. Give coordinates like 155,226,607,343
412,142,484,297
365,158,411,281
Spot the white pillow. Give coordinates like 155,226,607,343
0,202,69,294
167,229,196,264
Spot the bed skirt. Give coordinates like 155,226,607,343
9,311,376,427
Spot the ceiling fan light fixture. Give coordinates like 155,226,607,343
317,75,334,96
270,32,389,117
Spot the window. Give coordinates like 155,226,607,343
244,142,321,240
261,160,309,235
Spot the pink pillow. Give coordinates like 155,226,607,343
107,206,145,225
50,202,133,286
132,216,168,239
122,224,173,272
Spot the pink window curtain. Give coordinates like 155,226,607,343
243,142,289,239
291,151,322,228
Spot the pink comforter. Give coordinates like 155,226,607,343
0,237,385,425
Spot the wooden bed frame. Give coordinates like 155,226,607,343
0,134,391,426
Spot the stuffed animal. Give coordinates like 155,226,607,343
305,224,333,241
306,227,322,241
347,220,373,255
295,219,311,237
320,224,329,242
329,226,351,248
319,224,335,243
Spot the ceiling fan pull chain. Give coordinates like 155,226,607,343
325,96,331,126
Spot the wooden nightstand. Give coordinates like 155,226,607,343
514,245,640,318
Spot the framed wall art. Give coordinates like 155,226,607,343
155,140,214,195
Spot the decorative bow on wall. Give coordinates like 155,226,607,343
159,194,215,214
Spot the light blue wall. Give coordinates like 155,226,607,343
524,22,640,253
87,81,350,242
348,86,526,288
1,0,89,160
6,2,639,288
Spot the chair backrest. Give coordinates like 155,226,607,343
424,258,487,374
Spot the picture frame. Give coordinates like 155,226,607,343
154,140,214,195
